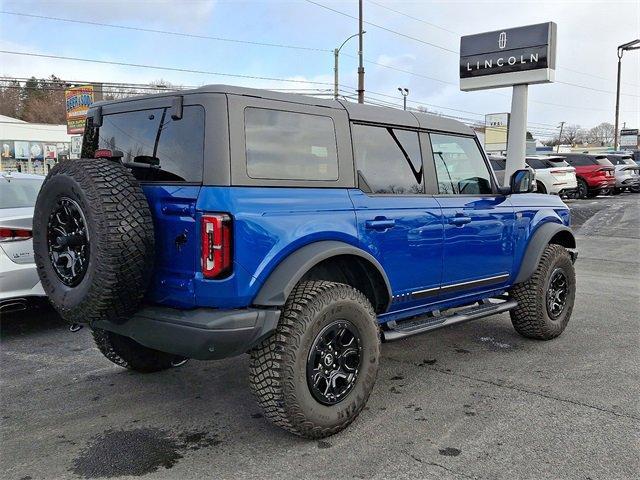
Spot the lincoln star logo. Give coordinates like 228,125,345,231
498,31,507,49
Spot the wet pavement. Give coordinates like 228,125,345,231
1,193,639,480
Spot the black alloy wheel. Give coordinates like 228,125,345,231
47,197,90,287
306,320,363,405
546,268,569,319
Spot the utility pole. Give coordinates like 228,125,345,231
614,39,640,150
398,88,409,110
357,0,365,103
556,121,565,153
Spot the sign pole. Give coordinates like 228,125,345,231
504,84,528,186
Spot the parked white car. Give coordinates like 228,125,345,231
0,172,46,312
605,154,640,193
526,156,578,196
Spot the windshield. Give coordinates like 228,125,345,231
0,178,44,209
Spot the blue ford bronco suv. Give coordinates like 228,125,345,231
33,85,577,438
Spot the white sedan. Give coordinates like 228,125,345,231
526,156,578,196
0,172,46,312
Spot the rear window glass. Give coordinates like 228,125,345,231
245,108,338,181
595,157,614,166
82,105,205,182
526,158,547,169
607,156,635,165
564,155,596,166
0,178,43,208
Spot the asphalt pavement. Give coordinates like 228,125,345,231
1,193,639,480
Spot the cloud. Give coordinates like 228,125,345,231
2,0,217,31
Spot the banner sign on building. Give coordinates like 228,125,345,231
484,113,510,152
460,22,557,91
65,85,94,134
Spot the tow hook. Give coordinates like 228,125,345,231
69,323,83,332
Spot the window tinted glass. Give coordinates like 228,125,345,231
245,108,338,181
489,159,505,171
352,124,423,194
0,178,43,208
83,105,205,182
595,157,613,166
565,155,596,166
430,134,492,194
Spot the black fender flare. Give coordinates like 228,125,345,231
252,240,392,309
514,222,576,284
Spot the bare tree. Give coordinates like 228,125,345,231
0,79,22,118
587,122,615,146
561,124,585,146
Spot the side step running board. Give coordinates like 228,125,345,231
382,299,517,342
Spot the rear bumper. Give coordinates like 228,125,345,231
92,306,281,360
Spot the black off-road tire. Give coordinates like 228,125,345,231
33,158,154,325
249,281,380,439
92,329,186,373
509,244,575,340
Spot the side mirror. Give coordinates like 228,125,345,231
510,169,535,194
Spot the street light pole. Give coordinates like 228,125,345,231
357,0,365,103
398,88,409,110
333,32,364,100
614,39,640,150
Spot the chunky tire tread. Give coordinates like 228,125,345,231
92,328,183,373
509,244,575,340
249,281,379,439
33,158,154,324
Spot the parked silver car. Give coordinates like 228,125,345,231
605,154,640,193
0,172,46,312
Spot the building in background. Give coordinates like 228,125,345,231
0,115,74,174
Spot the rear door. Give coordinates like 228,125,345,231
349,123,443,310
82,99,207,307
427,133,515,298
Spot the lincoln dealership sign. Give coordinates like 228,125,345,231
460,22,557,91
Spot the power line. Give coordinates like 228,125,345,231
0,50,349,88
303,0,457,54
367,0,459,35
0,10,330,53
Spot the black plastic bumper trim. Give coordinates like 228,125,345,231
92,306,281,360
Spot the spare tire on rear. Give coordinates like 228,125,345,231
33,158,155,325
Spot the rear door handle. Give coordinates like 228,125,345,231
365,218,396,231
448,215,472,226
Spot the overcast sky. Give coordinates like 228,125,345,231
1,0,638,138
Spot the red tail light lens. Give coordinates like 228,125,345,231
94,149,113,158
201,214,232,279
0,228,32,242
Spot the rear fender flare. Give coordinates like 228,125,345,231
253,240,392,309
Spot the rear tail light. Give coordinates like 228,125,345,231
550,170,566,174
0,228,32,242
201,214,232,279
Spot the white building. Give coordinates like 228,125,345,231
0,115,77,174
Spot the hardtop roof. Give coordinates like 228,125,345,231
91,84,473,136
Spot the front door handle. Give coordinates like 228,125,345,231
365,218,396,231
448,215,472,226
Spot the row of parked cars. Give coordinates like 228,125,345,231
490,151,640,198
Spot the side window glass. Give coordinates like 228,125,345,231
245,108,339,181
430,134,492,195
352,124,424,194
